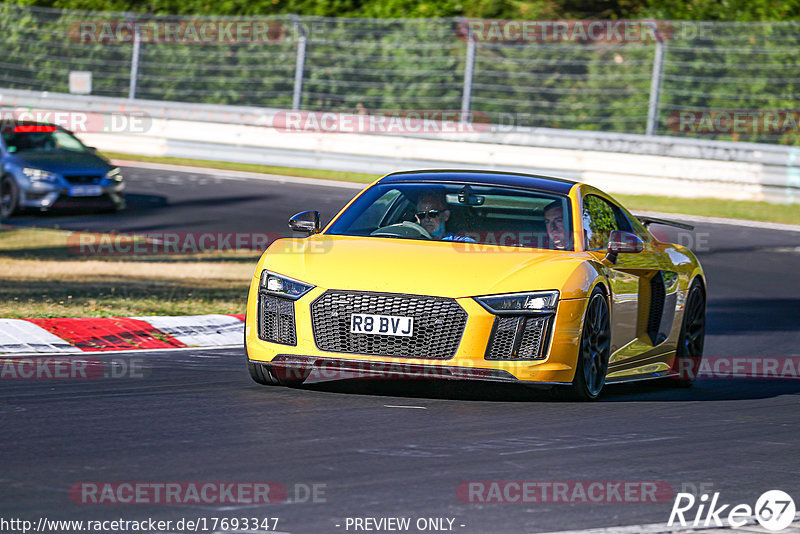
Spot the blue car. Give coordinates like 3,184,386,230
0,122,125,217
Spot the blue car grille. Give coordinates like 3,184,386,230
63,175,102,184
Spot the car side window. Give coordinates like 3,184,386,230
583,194,624,251
53,130,86,152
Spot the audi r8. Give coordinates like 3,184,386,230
245,170,706,400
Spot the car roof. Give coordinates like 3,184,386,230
378,169,578,195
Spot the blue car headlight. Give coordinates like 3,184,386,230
105,167,123,181
474,290,559,314
22,168,59,183
259,270,315,300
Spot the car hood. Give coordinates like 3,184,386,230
259,235,597,299
8,151,112,175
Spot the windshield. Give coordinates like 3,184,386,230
1,127,90,154
326,181,574,250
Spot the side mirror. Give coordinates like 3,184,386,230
605,230,644,264
289,210,320,235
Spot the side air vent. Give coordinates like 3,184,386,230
647,272,666,345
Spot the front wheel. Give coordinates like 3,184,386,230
566,287,611,401
248,361,310,387
1,177,20,218
248,360,280,386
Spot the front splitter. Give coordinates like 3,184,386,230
253,354,570,385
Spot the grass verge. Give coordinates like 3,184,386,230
0,227,257,318
105,151,800,225
615,194,800,226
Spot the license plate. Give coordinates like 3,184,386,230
351,313,413,337
68,185,102,197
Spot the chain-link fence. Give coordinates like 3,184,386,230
1,3,799,144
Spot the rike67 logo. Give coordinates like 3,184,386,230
669,490,796,531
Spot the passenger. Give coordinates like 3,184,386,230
543,200,568,250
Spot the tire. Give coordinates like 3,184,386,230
667,279,706,387
1,176,20,218
247,361,310,387
566,286,611,401
247,360,280,386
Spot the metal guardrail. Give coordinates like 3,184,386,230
1,88,799,203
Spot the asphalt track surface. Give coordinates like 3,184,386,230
3,165,800,533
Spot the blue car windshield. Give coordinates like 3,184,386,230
326,182,574,251
2,128,89,154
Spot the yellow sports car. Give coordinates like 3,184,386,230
245,170,706,400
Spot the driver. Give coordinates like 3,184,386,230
414,191,472,242
543,200,567,250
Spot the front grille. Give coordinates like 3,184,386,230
258,293,297,345
63,175,102,184
51,194,114,209
647,272,666,345
485,315,551,360
310,290,467,359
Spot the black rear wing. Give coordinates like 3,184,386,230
635,215,695,231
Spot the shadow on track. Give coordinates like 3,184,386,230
284,376,800,403
708,297,800,334
299,378,557,402
0,193,168,227
601,378,800,402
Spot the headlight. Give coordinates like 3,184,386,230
22,168,58,183
259,270,314,300
105,167,123,181
474,290,559,314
